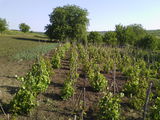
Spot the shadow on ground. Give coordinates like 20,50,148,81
43,93,62,101
12,37,58,43
50,81,63,88
0,86,19,95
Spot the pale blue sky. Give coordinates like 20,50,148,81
0,0,160,32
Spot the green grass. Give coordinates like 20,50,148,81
0,30,58,60
13,44,58,60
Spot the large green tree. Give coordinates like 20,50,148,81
103,31,117,46
137,34,157,50
125,24,146,45
19,23,30,33
115,24,147,46
87,31,102,44
0,18,8,34
115,24,126,46
45,5,89,43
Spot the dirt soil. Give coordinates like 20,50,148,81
0,51,142,120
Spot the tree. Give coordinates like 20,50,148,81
103,31,117,46
45,5,89,43
0,18,8,34
19,23,30,33
137,34,157,50
115,24,147,46
115,24,126,46
125,24,146,45
87,32,102,44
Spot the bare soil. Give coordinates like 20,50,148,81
0,51,142,120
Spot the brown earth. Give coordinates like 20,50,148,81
0,51,142,120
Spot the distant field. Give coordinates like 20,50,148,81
0,30,58,60
147,29,160,37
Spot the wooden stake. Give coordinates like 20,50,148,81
143,81,153,120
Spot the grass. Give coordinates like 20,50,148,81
0,30,58,60
13,44,58,60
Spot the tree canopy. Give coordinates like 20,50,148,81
137,34,157,50
125,24,146,45
88,32,102,44
19,23,30,33
103,31,117,46
115,24,147,46
45,5,89,43
0,18,8,34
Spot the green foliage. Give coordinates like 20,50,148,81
137,34,158,50
125,24,146,45
115,24,126,46
91,72,107,92
51,52,61,69
61,47,79,100
61,78,75,100
10,89,37,114
0,18,8,34
115,24,147,47
45,5,89,42
19,23,30,33
98,92,122,120
103,31,117,46
150,97,160,120
122,60,150,110
69,47,79,81
88,31,102,44
51,43,71,69
13,44,58,60
103,59,114,73
10,58,51,114
87,63,107,92
21,58,50,93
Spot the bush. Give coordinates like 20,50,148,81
10,89,37,114
87,63,107,92
150,97,160,120
136,34,157,50
61,78,75,100
10,58,50,114
88,31,102,44
51,53,61,69
103,31,117,46
98,92,122,120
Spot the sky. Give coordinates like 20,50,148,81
0,0,160,32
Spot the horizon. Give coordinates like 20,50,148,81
0,0,160,32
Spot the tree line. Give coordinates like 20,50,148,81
0,4,159,50
45,5,159,50
0,18,30,33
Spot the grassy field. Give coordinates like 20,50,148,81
0,31,58,60
147,29,160,37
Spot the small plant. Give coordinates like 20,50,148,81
61,47,79,100
61,78,75,100
21,58,50,94
103,59,114,73
87,63,107,92
10,88,37,114
90,72,107,92
51,53,61,69
150,97,160,120
98,92,123,120
10,57,51,114
123,60,150,110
